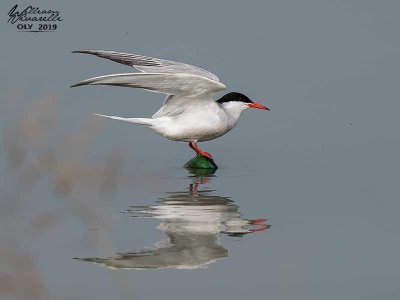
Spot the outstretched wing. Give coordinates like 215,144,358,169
70,72,226,97
72,50,220,82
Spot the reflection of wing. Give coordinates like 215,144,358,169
72,50,221,82
76,234,228,270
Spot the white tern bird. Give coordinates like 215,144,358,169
71,50,269,160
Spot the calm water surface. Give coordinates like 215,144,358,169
2,150,399,300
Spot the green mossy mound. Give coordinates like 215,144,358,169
184,155,218,170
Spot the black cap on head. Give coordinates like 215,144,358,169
216,92,253,104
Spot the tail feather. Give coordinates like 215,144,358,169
95,114,153,126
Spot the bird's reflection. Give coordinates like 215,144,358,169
76,168,270,270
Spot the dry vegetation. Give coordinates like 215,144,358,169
1,92,125,299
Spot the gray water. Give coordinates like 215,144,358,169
1,0,400,299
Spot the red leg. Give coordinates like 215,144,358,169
189,142,213,160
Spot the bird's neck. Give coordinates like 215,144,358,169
220,102,246,127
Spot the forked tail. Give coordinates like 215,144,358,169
95,114,154,126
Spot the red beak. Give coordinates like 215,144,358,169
247,103,270,110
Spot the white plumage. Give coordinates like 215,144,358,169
71,50,269,159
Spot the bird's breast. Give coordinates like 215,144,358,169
154,105,232,142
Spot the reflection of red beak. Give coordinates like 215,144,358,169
247,103,270,110
248,218,271,233
249,218,267,225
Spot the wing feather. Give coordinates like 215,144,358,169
70,73,226,97
72,50,220,82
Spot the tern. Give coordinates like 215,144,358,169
71,50,269,160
